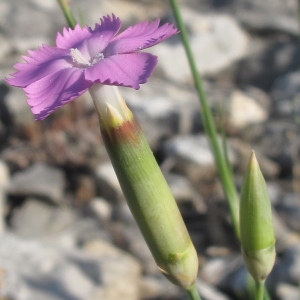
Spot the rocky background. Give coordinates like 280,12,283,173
0,0,300,299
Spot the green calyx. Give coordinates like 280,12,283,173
240,151,275,251
159,241,198,288
240,151,276,281
90,85,199,289
242,244,276,282
89,85,133,133
103,121,199,289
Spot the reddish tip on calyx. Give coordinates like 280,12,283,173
101,117,142,147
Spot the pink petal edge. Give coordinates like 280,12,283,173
6,46,71,88
80,14,122,59
56,23,92,50
84,52,157,89
105,19,178,55
25,68,92,120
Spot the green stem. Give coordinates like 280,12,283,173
187,284,202,300
255,280,265,300
57,0,77,29
169,0,240,238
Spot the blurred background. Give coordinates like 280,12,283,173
0,0,300,299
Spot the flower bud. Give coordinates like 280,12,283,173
239,151,276,282
89,84,198,289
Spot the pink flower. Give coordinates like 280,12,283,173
6,15,177,120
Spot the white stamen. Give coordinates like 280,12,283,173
91,52,105,65
70,48,91,66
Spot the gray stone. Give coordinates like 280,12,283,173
95,162,123,204
192,0,298,35
266,182,282,205
232,0,298,35
221,266,249,298
0,233,141,300
71,0,165,26
10,198,110,246
0,233,98,300
197,279,231,300
121,78,200,149
0,33,11,64
88,197,112,221
165,173,206,213
272,71,300,101
268,243,300,294
83,240,141,300
0,160,10,190
272,209,300,252
74,174,96,206
254,120,297,177
152,9,248,83
8,163,66,204
227,88,269,131
214,260,273,299
4,86,34,127
1,1,61,54
62,217,111,246
10,198,78,238
200,255,243,287
271,71,300,117
112,201,136,225
193,85,270,135
229,139,279,179
277,283,300,300
0,160,9,233
139,275,182,300
115,223,158,275
276,193,300,233
235,36,299,91
162,134,236,182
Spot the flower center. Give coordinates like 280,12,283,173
70,48,104,68
70,48,90,67
91,52,105,65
